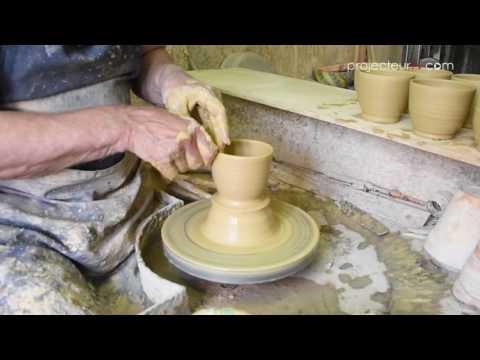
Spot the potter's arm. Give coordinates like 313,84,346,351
0,106,216,180
0,107,127,179
133,45,181,105
134,45,231,150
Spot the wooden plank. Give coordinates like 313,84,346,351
189,68,480,168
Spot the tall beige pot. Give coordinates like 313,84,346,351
201,139,277,250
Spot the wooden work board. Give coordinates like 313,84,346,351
189,68,480,168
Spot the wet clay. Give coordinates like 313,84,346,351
161,139,319,284
194,278,344,315
201,139,277,251
409,79,475,140
356,69,415,124
452,74,480,130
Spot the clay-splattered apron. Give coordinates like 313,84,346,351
0,78,158,314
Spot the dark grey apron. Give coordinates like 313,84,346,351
0,79,159,314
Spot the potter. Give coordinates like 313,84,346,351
0,45,230,315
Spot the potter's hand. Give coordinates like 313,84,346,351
143,64,230,151
124,106,218,181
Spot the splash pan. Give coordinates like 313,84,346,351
161,199,319,284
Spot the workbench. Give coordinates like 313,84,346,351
190,68,480,168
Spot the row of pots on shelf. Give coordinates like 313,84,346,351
355,67,480,144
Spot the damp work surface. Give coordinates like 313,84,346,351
144,171,479,315
189,68,480,168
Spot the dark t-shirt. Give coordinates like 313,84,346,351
0,45,142,104
0,45,143,170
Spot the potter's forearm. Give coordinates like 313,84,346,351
0,107,128,179
134,45,188,105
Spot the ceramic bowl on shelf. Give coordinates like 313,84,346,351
356,69,415,124
399,68,452,114
451,74,480,129
409,79,475,140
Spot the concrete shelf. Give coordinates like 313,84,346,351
189,68,480,168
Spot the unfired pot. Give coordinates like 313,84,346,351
409,79,475,140
357,69,415,124
451,74,480,129
202,139,276,249
401,68,452,114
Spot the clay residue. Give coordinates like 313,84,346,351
387,132,410,140
349,275,373,289
336,118,357,124
370,291,391,307
448,138,476,147
142,231,204,310
357,241,370,250
338,273,373,289
193,277,344,315
339,263,353,270
288,190,453,314
372,127,385,134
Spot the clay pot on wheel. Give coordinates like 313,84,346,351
451,74,480,129
409,79,475,140
201,139,277,250
357,69,415,124
424,187,480,272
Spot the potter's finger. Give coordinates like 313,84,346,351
152,160,178,183
183,134,204,170
172,148,190,174
197,99,230,149
194,126,218,166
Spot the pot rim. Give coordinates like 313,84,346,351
452,74,480,83
411,79,476,93
409,68,453,75
218,138,273,161
359,68,415,80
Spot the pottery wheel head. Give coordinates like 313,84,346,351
161,199,320,284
